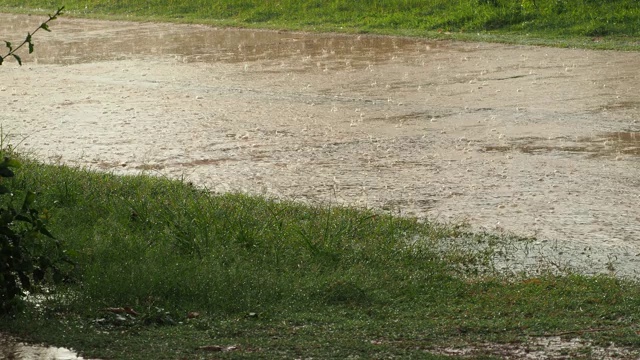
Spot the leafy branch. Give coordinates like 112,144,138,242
0,6,64,66
0,8,73,315
0,155,74,315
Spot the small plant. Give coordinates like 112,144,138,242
1,7,70,315
0,7,64,65
0,157,69,314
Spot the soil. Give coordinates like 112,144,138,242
1,14,640,277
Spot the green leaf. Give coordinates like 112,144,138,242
33,268,45,282
0,167,15,178
12,54,22,66
0,207,16,222
51,6,65,19
3,157,22,168
0,57,3,65
14,214,32,223
38,226,55,239
0,185,10,194
4,41,11,51
64,249,79,259
0,225,16,237
7,159,20,168
28,43,34,54
22,191,36,211
40,23,51,32
53,270,63,284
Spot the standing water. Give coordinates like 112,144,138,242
0,333,89,359
1,13,640,278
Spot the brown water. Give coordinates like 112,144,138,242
1,13,640,281
483,131,640,156
0,332,88,360
3,13,442,66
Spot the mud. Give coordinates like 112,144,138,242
1,14,640,276
433,336,640,359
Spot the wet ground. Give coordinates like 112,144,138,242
1,14,640,278
0,332,87,359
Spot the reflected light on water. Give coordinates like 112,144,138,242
0,333,91,360
0,13,442,67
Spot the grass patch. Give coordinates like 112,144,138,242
1,0,640,49
1,156,640,358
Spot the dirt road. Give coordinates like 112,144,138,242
2,14,639,276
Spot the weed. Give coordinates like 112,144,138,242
0,10,71,315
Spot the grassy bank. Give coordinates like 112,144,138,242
1,0,640,49
1,156,640,359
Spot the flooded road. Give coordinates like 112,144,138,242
1,14,640,276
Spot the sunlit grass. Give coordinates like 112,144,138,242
1,0,639,48
11,157,464,314
3,156,640,359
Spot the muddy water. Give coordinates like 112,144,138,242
0,332,87,359
2,14,640,277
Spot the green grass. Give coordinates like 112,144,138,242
2,156,640,359
2,0,640,49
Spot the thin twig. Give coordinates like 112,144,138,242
0,7,64,65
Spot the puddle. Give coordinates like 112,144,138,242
0,333,89,360
1,13,445,67
431,336,639,359
3,14,640,277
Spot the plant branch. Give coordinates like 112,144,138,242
0,7,64,66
